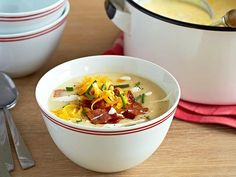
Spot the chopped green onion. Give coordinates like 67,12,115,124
135,94,145,103
108,85,112,90
120,93,126,109
114,84,130,88
85,93,94,100
85,80,97,94
141,93,145,104
101,84,106,91
66,87,74,91
75,119,82,123
84,80,97,100
135,81,141,87
82,109,87,116
135,95,142,102
135,81,143,89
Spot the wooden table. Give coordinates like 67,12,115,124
10,0,236,176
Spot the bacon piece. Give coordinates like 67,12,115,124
87,109,112,124
108,113,123,124
107,107,124,123
87,107,124,124
114,88,120,96
122,110,136,119
93,100,107,110
53,89,66,97
122,102,149,119
79,100,92,108
127,90,135,103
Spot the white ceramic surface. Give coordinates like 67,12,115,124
105,0,236,105
0,0,66,34
0,1,70,78
0,0,64,14
35,55,181,173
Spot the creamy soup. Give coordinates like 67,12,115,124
141,0,236,25
48,73,169,128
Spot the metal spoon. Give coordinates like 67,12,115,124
0,157,11,177
212,9,236,27
0,72,35,170
0,110,14,172
0,75,14,172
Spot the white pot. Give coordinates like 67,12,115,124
105,0,236,105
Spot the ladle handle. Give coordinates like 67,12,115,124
4,108,35,170
0,157,12,177
211,18,224,26
0,109,14,172
178,0,214,18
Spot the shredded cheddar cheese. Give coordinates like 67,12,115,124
53,104,83,121
52,75,131,121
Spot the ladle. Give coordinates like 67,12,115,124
212,9,236,27
177,0,214,18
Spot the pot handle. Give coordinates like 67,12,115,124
104,0,131,34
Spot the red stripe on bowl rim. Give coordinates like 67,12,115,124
0,0,65,19
0,1,65,22
0,17,66,42
41,108,176,136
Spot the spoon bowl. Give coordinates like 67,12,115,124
0,72,18,109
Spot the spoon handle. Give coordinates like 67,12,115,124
0,157,12,177
0,109,14,171
4,108,35,170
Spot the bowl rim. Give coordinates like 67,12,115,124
35,55,181,135
0,1,69,40
0,0,65,17
126,0,236,32
0,1,65,22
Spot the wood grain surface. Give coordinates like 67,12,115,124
7,0,236,176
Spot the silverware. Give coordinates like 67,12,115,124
0,72,35,170
0,157,11,177
4,107,35,169
0,109,14,172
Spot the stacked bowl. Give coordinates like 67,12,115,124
0,0,70,78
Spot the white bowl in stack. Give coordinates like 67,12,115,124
0,0,69,78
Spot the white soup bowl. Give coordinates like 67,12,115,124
35,55,181,173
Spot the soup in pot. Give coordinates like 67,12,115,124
48,73,169,128
140,0,236,25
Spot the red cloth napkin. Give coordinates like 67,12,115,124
103,34,236,128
